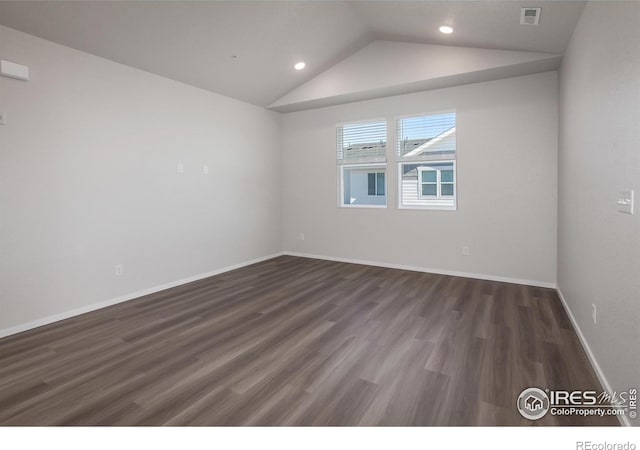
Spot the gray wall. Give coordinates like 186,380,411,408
282,72,558,286
558,1,640,425
0,26,282,332
2,7,636,424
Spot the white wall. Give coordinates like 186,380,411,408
282,72,558,286
0,26,282,332
558,2,640,425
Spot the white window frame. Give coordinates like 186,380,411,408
337,117,388,209
397,161,457,211
339,163,387,209
395,110,457,211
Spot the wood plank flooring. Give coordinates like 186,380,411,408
0,256,618,426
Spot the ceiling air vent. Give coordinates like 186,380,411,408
520,7,541,25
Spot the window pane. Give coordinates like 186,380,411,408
399,162,455,208
342,166,386,206
441,169,454,183
421,170,436,183
397,112,456,160
376,172,385,195
422,184,437,196
338,121,387,163
343,168,352,204
367,173,376,195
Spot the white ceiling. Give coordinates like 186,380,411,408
0,1,586,108
270,41,562,112
351,1,586,54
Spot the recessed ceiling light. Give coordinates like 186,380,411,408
294,62,306,70
439,25,454,34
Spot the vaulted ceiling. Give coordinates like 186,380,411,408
0,1,586,110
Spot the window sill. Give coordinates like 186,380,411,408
398,205,457,211
339,204,388,209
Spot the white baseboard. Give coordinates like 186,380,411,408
0,252,284,340
2,251,627,426
556,287,630,427
283,251,557,289
283,252,628,426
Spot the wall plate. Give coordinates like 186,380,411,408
617,190,634,214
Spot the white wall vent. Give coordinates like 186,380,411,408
520,7,541,25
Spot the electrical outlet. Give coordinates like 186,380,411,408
592,303,597,325
177,163,184,173
115,264,124,276
299,232,305,241
462,246,470,256
203,165,209,174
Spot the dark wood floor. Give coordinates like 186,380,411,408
0,256,617,426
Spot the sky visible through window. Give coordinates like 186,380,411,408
399,113,456,141
341,113,455,147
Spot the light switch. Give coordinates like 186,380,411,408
617,190,634,214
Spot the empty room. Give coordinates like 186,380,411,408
0,0,638,446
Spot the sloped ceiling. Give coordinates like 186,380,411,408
269,41,561,112
0,1,585,110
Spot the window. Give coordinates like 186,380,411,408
418,165,454,198
419,167,437,196
397,112,456,210
368,172,385,196
337,120,387,207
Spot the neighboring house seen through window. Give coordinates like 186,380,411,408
418,165,454,198
397,112,457,210
368,172,385,196
337,120,387,207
